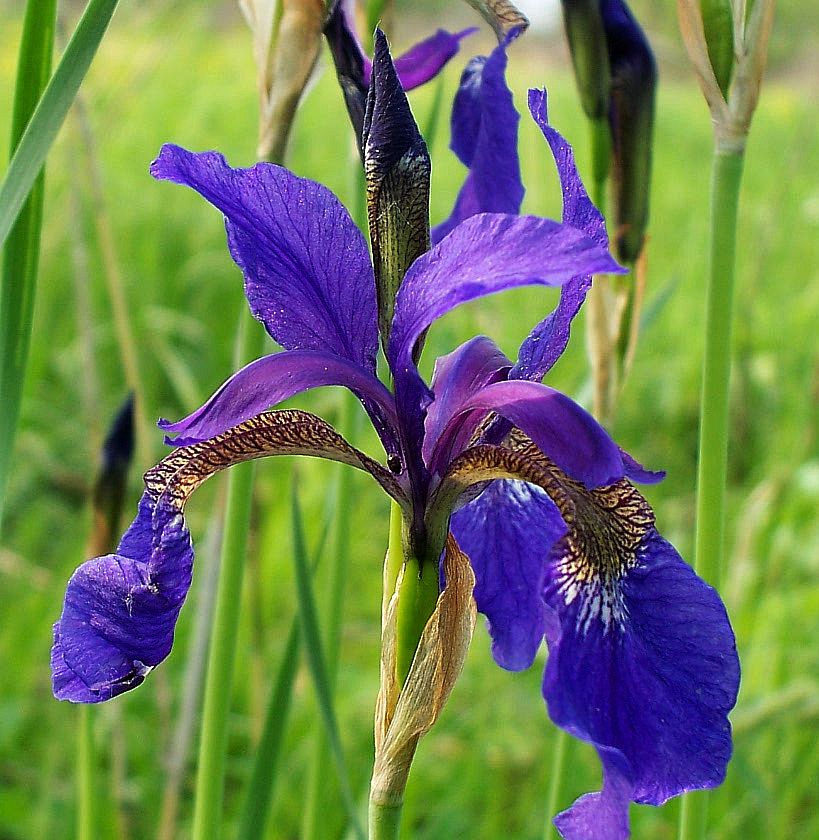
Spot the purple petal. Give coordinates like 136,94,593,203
52,495,192,702
432,41,523,244
451,479,565,670
367,28,477,90
553,748,633,840
158,349,399,452
620,447,665,484
543,530,739,837
151,145,378,372
424,336,511,472
512,89,609,381
388,212,624,451
437,379,625,489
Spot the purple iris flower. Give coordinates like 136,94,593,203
51,32,738,840
323,0,477,150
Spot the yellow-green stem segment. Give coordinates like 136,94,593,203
677,147,745,840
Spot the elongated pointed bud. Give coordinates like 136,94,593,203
604,0,657,264
363,31,431,345
241,0,324,163
323,0,370,152
700,0,734,96
88,394,134,557
560,0,611,121
463,0,529,42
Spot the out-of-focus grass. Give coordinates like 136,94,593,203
0,3,818,839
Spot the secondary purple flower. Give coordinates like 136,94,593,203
50,32,738,840
323,0,476,150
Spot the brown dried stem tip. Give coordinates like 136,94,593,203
240,0,325,163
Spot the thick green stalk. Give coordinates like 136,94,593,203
77,707,96,840
393,547,439,687
677,147,745,840
369,799,403,840
191,314,265,840
0,0,56,530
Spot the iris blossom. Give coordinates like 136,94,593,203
51,31,739,840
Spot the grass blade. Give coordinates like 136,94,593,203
291,477,365,840
235,619,301,840
0,0,120,248
0,0,57,529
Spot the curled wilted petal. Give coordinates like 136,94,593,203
462,0,529,42
372,535,476,809
364,31,431,344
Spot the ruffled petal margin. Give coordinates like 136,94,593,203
544,530,740,839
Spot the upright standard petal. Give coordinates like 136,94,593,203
423,336,510,473
388,212,623,457
513,89,608,381
151,145,379,372
52,410,409,702
432,39,524,243
157,349,399,453
543,508,739,838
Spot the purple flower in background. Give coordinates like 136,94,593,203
324,0,476,150
51,31,738,840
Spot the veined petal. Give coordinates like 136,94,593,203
451,479,565,670
513,89,608,381
157,349,399,453
432,39,523,244
424,336,510,472
151,145,378,372
52,410,408,702
388,212,624,455
545,529,739,838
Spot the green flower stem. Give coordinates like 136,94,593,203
369,799,403,840
394,545,440,687
678,146,745,840
191,313,265,840
382,501,404,623
77,706,95,840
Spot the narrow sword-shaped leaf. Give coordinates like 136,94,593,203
0,0,57,531
291,479,366,840
0,0,120,248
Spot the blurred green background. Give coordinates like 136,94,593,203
1,1,818,838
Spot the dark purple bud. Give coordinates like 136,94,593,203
560,0,611,121
363,31,431,345
603,0,657,264
90,394,135,556
323,0,370,154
